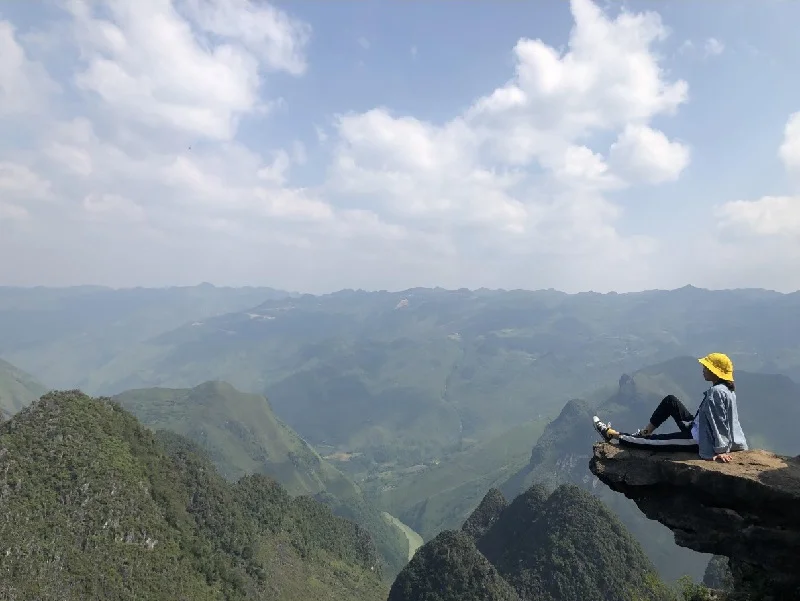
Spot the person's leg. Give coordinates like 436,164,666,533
617,430,698,453
641,394,695,435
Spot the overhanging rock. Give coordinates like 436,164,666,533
589,443,800,600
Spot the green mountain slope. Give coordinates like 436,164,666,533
387,530,520,601
0,390,385,601
0,357,48,416
114,381,355,496
113,381,409,579
390,484,673,601
82,286,800,471
478,485,670,601
0,284,292,390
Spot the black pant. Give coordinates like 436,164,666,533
650,394,695,433
618,395,699,452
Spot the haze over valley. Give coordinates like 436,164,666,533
2,0,800,599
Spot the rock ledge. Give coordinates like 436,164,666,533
589,443,800,599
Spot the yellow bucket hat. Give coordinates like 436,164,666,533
698,352,734,382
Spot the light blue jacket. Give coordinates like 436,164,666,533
695,383,748,459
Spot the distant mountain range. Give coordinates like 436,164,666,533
0,284,293,390
3,284,800,591
9,284,795,469
0,357,48,416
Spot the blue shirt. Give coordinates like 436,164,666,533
693,383,748,459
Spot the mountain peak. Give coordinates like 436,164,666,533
461,488,507,541
387,529,520,601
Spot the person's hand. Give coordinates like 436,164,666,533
711,453,732,463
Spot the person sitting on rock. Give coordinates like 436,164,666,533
592,353,748,463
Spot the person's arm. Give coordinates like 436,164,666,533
702,387,732,459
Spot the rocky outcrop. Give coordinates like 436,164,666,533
589,443,800,600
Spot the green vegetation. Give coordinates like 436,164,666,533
0,390,386,601
4,285,800,598
480,485,674,601
381,513,424,560
113,381,410,579
387,530,520,601
0,357,48,416
392,484,676,601
499,390,710,583
702,556,733,591
460,488,507,542
372,417,547,541
114,381,356,496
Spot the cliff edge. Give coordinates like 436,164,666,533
589,443,800,600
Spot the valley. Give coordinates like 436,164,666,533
1,284,799,599
381,513,424,560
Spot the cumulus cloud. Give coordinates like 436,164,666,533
0,0,700,292
327,0,689,288
708,110,800,290
66,0,307,140
717,196,800,237
609,125,690,184
716,110,800,241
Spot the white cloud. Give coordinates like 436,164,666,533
0,162,53,199
0,161,52,226
326,0,689,286
779,112,800,176
66,0,308,140
357,36,370,50
83,192,146,223
708,110,800,289
180,0,310,75
609,124,690,184
704,37,725,57
0,21,59,116
466,0,687,166
715,110,800,243
0,0,705,292
717,196,800,237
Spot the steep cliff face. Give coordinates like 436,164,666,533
589,443,800,600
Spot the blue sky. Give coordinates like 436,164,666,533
1,0,799,293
